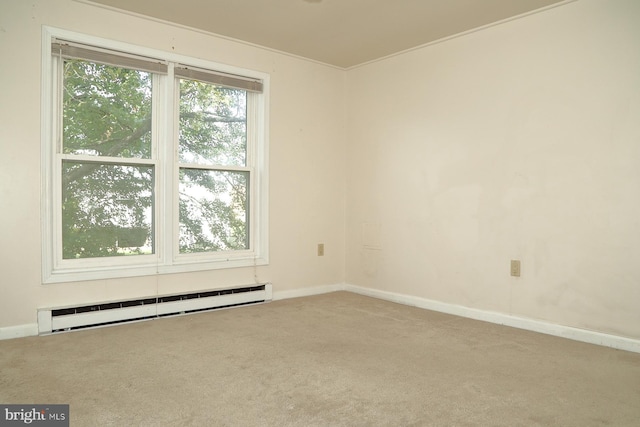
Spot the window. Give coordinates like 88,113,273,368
42,28,269,283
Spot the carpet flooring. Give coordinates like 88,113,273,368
1,291,639,426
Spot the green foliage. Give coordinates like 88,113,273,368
63,60,152,158
178,80,249,253
61,161,153,259
179,80,247,166
178,169,249,253
61,59,249,259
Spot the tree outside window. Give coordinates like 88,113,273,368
44,31,268,282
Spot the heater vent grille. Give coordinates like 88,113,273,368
38,284,271,334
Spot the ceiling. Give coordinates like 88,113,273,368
87,0,565,68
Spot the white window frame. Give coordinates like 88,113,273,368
41,27,269,283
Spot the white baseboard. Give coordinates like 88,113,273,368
0,324,39,340
344,284,640,354
3,284,639,354
272,284,344,301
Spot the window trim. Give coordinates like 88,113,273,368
41,27,269,284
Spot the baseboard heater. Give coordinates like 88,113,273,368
37,283,272,334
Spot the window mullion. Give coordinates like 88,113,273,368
246,93,257,252
156,64,176,267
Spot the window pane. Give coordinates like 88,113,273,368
63,59,152,158
179,169,249,253
179,80,247,166
62,161,154,259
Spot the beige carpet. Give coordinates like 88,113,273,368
1,291,639,426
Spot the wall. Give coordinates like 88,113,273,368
346,0,640,339
0,0,346,334
2,0,638,344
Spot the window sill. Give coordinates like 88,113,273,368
43,255,268,284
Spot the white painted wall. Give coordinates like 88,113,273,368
346,0,640,340
0,0,346,333
1,0,638,343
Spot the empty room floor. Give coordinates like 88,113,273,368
1,291,639,426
